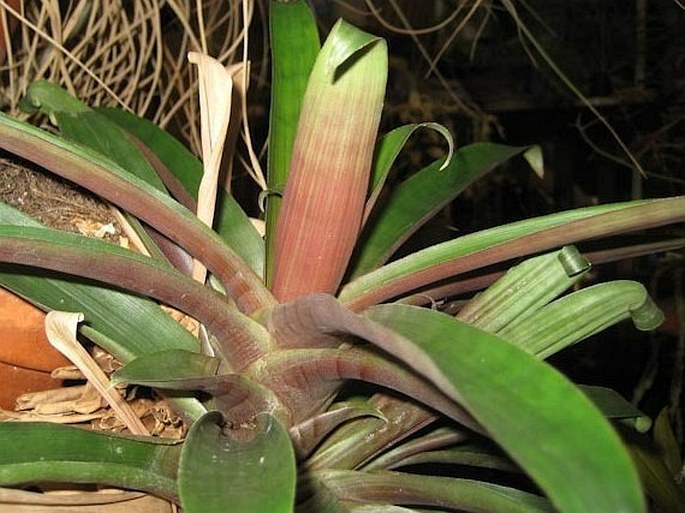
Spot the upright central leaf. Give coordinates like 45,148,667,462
272,20,387,302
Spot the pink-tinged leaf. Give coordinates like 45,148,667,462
383,446,519,474
161,372,282,431
271,20,387,301
0,225,271,370
362,426,471,471
261,294,480,430
0,112,274,313
398,238,685,307
111,350,286,429
310,469,552,512
340,197,685,311
265,299,343,350
290,399,385,459
251,346,478,431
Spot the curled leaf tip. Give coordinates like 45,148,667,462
523,145,544,178
419,122,455,171
326,19,384,78
558,245,591,276
631,294,665,331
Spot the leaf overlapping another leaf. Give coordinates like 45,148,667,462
271,20,387,301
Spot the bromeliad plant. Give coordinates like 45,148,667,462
0,2,684,512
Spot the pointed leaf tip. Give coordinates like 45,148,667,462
523,145,544,178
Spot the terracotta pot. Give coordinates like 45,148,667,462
0,361,59,410
0,287,70,409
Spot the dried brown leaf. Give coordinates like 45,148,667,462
0,487,174,512
45,311,149,435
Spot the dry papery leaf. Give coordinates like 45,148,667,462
95,398,186,438
0,487,175,513
2,394,184,438
2,0,258,160
45,312,149,435
4,322,184,438
15,383,103,416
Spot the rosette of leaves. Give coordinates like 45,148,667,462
0,2,683,512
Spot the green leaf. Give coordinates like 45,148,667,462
365,304,646,513
291,398,385,459
380,445,518,473
340,196,685,311
364,122,454,219
352,143,528,277
457,245,591,332
522,145,544,178
307,394,435,472
498,281,664,358
23,82,173,264
97,106,265,277
178,411,296,513
54,110,167,192
312,469,553,513
0,202,199,363
20,79,89,116
0,224,271,369
361,426,469,471
96,108,203,195
23,81,162,192
22,82,189,268
0,422,181,500
579,385,652,433
266,0,320,285
113,349,221,387
0,111,273,313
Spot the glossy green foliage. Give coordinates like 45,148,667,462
365,304,646,513
352,142,529,277
112,349,221,387
178,412,296,513
498,281,663,358
0,1,681,511
0,423,181,500
341,197,685,310
0,202,199,363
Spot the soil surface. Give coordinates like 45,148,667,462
0,152,120,237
